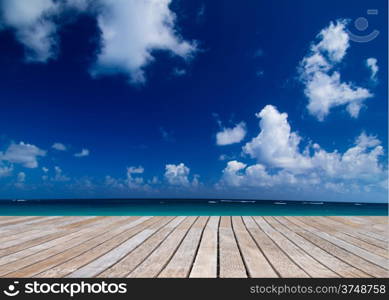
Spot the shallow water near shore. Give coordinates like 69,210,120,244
0,199,387,216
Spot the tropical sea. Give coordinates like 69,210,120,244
0,199,387,216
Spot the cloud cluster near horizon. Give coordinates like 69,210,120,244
218,105,386,193
0,140,92,185
0,142,46,168
0,0,196,84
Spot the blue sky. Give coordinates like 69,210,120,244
0,0,387,202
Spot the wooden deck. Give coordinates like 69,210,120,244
0,216,387,278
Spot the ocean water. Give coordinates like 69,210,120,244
0,199,387,216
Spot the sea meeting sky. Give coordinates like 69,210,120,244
0,0,387,202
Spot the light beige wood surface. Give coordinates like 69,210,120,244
0,216,387,278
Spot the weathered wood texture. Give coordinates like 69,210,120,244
0,216,387,278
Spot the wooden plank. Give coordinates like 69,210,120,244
37,217,168,278
59,217,108,230
283,217,389,277
317,217,388,249
128,217,197,278
326,217,388,242
0,216,17,221
8,217,157,278
293,217,389,268
0,216,67,238
328,216,387,236
189,216,219,278
0,216,386,278
253,217,338,277
365,216,389,224
311,217,388,257
266,217,369,277
0,217,140,276
219,216,247,278
0,229,58,249
0,217,121,264
243,216,308,278
98,217,185,278
0,218,95,258
232,216,277,278
350,216,388,232
0,217,92,247
0,217,43,228
159,217,208,278
64,217,168,278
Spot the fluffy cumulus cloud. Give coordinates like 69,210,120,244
216,122,247,146
0,0,196,84
366,58,378,81
91,0,196,84
105,166,156,191
300,20,373,120
0,0,59,62
220,160,298,188
52,142,67,151
164,163,199,187
0,142,46,168
243,105,311,172
219,105,386,194
74,148,89,157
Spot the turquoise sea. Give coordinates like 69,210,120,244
0,199,387,216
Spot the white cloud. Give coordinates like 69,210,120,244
105,175,125,189
165,163,190,186
310,132,384,180
91,0,197,84
105,166,159,191
219,161,298,188
164,162,199,187
53,166,70,182
126,166,146,189
0,0,60,62
243,105,311,172
219,105,386,192
312,21,349,62
0,164,12,178
74,148,89,157
216,122,247,146
300,20,373,120
220,160,247,187
42,166,49,173
52,142,67,151
366,58,378,81
0,0,196,84
0,142,46,168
